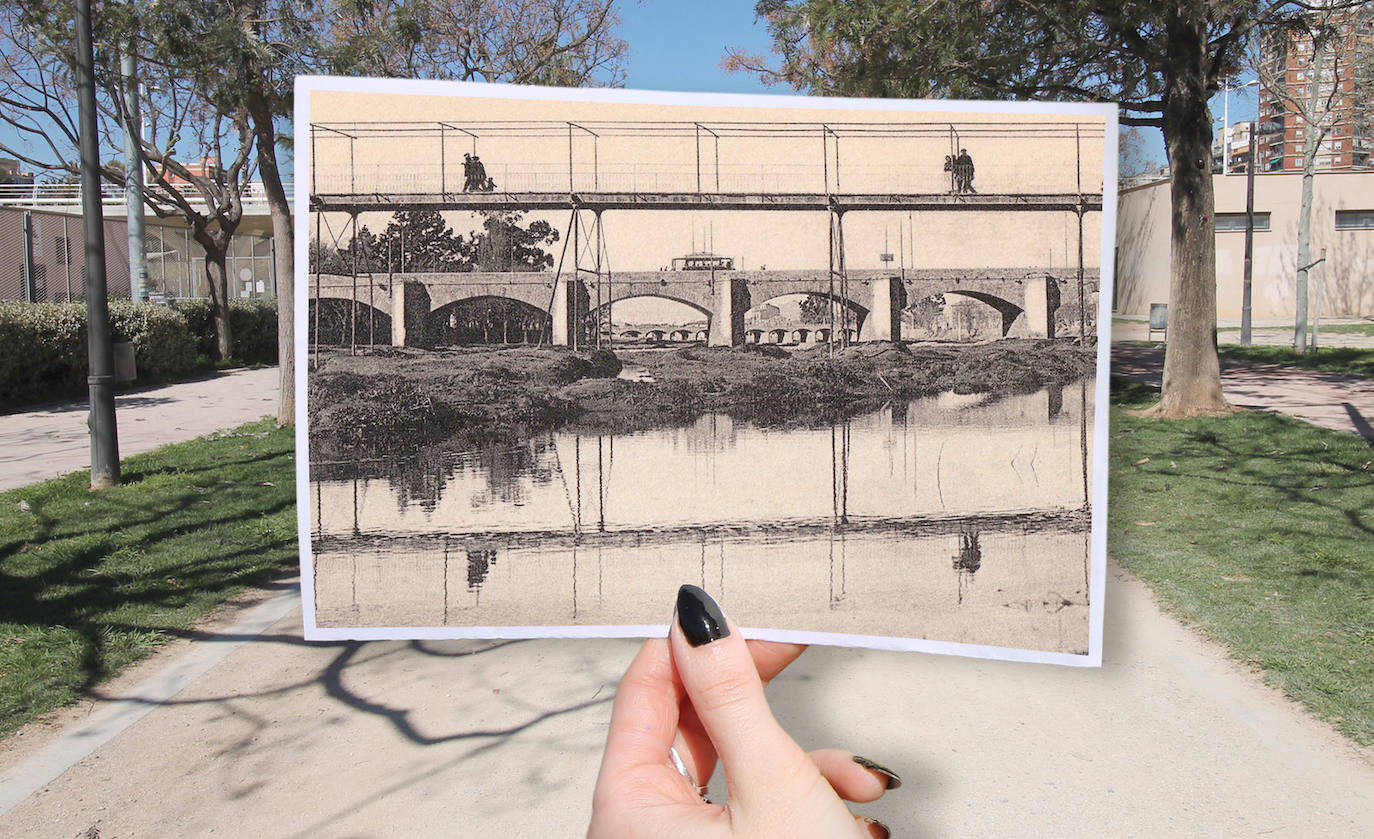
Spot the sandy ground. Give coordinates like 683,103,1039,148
0,367,280,491
0,562,1370,838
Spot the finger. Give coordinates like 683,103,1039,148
746,640,808,686
808,749,902,802
593,639,682,795
858,815,892,838
669,585,815,808
676,641,808,784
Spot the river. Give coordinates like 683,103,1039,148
310,381,1093,654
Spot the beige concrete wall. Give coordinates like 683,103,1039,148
1116,171,1374,318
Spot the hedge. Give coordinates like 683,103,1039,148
0,298,278,409
0,302,90,407
176,298,278,364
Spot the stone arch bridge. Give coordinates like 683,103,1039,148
309,267,1097,347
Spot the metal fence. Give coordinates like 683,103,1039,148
0,206,274,302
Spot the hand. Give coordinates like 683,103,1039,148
588,585,898,838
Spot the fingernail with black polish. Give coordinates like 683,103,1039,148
853,755,903,790
862,816,892,838
677,584,729,647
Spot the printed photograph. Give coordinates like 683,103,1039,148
298,78,1115,663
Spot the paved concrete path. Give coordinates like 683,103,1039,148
0,565,1369,837
0,367,280,491
1112,344,1374,440
1111,317,1374,349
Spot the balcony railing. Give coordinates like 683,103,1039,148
0,181,293,212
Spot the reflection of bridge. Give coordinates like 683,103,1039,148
309,119,1105,353
310,266,1098,348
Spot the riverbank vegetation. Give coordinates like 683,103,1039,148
1109,377,1374,746
308,339,1097,456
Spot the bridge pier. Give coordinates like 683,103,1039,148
393,281,431,347
1022,275,1057,339
867,275,907,342
710,275,750,347
551,276,589,347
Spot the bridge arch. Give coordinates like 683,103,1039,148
944,289,1026,337
427,295,551,345
592,293,713,344
747,290,870,344
309,297,392,346
591,293,713,322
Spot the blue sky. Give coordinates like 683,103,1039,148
616,1,775,95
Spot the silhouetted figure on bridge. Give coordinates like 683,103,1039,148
956,149,976,194
944,150,976,194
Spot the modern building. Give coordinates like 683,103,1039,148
0,158,35,186
1116,170,1374,319
1257,5,1373,172
1212,122,1256,173
0,205,276,303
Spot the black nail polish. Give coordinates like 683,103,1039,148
853,755,903,790
862,816,892,838
677,584,729,647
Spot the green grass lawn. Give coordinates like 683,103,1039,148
1313,322,1374,337
1109,377,1374,745
0,419,296,738
1216,345,1374,379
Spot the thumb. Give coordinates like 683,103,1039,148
669,585,816,812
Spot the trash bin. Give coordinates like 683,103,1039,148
113,341,137,383
1148,303,1167,341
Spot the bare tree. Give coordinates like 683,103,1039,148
1254,6,1368,353
321,0,627,85
0,1,255,359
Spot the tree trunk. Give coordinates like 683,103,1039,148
204,246,234,360
1293,36,1327,355
1149,16,1231,418
246,89,296,425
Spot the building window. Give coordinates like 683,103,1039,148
1335,210,1374,230
1215,212,1272,232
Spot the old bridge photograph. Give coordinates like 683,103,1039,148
296,77,1115,664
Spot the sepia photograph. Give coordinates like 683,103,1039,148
296,77,1115,664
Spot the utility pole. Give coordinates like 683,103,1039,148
77,0,120,487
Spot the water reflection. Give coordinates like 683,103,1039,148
314,384,1092,538
314,526,1090,653
311,381,1095,653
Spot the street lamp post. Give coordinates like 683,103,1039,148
1221,79,1260,176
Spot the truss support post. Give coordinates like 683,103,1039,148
313,209,321,366
1076,204,1086,344
829,207,850,348
349,212,358,356
553,207,587,347
593,208,603,348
